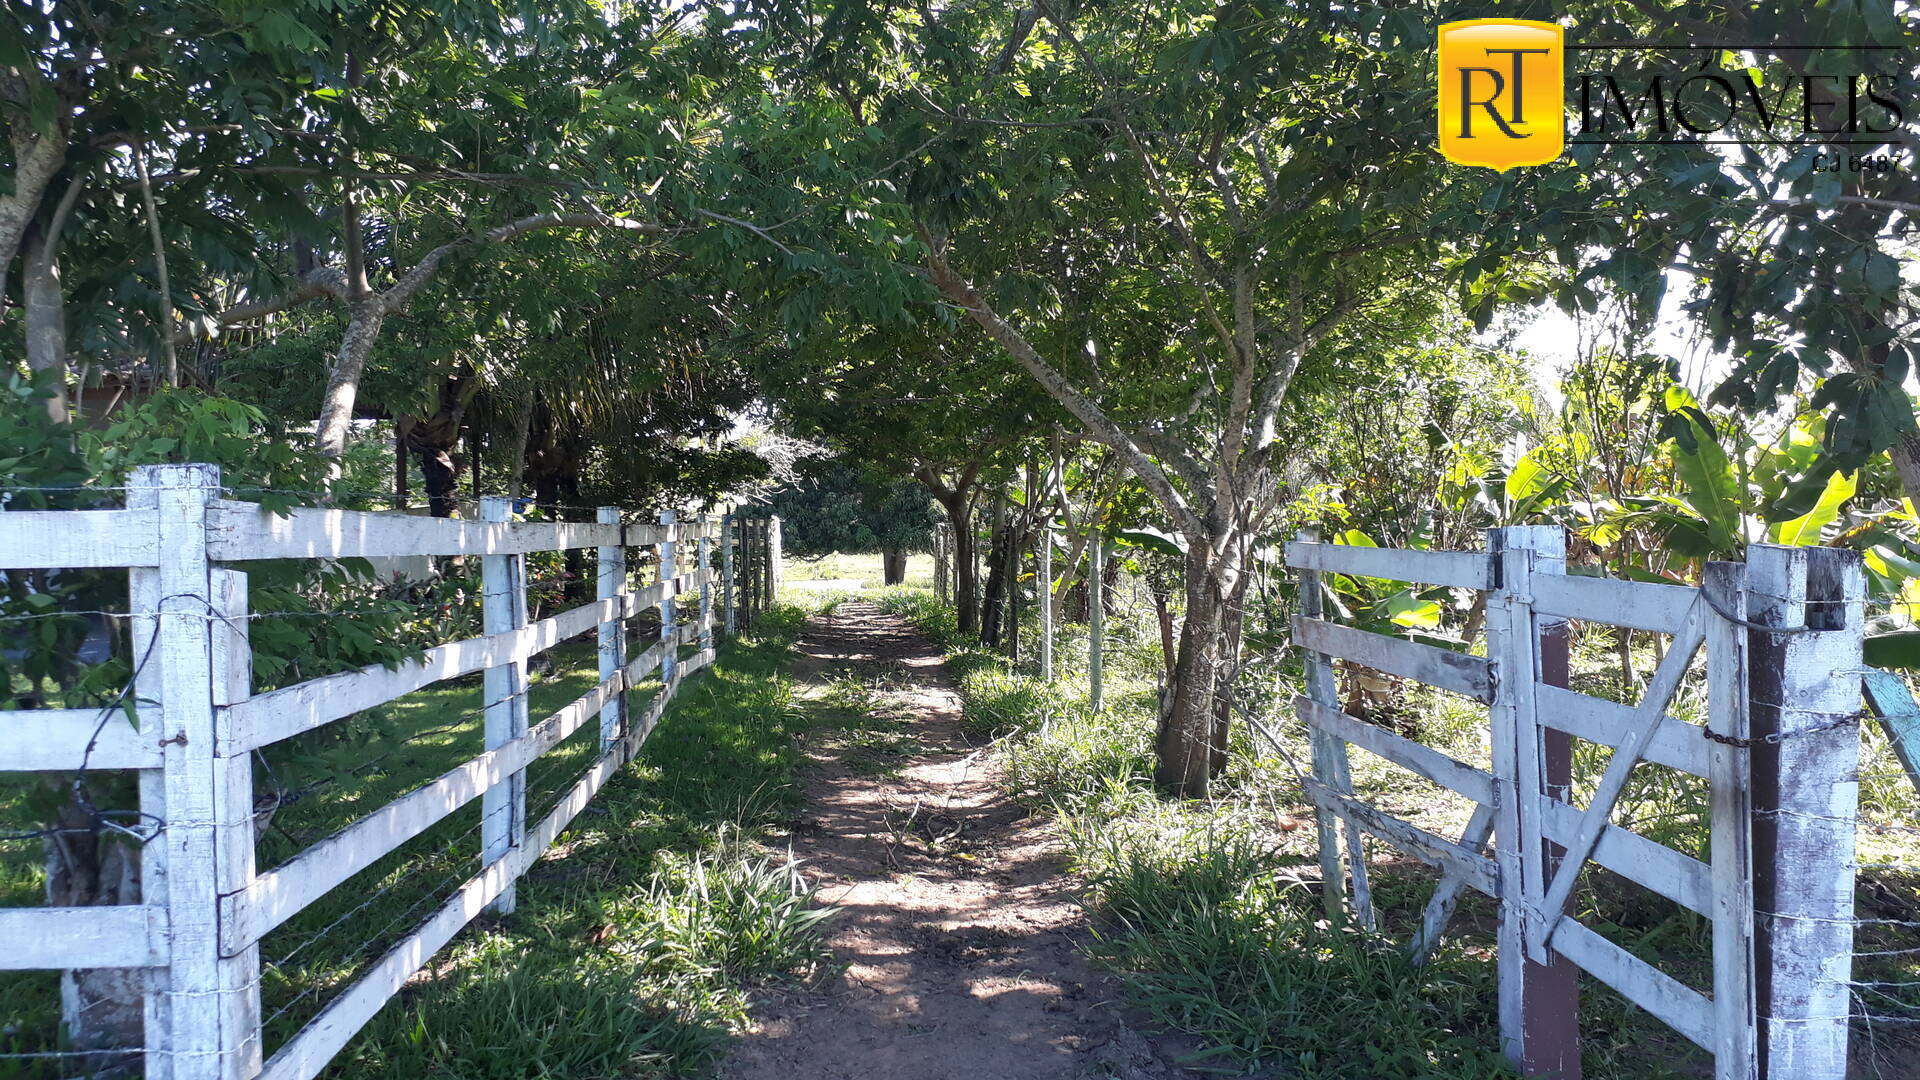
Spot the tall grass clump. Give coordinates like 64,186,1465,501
1074,818,1511,1079
621,843,837,991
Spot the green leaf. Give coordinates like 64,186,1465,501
1110,528,1182,557
1865,630,1920,670
1766,470,1855,546
1666,410,1741,552
1380,590,1442,629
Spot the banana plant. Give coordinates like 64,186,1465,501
1310,529,1466,646
1594,386,1861,565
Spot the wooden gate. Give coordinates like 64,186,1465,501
1286,526,1865,1080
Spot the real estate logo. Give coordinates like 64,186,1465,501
1438,19,1566,172
1437,20,1909,174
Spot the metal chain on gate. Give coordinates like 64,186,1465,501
1701,712,1865,748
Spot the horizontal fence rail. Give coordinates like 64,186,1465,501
0,464,785,1079
1287,531,1866,1080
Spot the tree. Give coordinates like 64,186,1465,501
1508,1,1918,504
750,321,1060,632
770,458,937,582
762,0,1496,795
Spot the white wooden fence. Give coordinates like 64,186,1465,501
0,464,783,1079
1288,526,1866,1080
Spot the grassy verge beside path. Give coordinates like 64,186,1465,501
0,603,838,1079
328,604,836,1078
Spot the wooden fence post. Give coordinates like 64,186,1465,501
722,512,736,637
698,513,713,651
1296,529,1374,928
1088,533,1104,711
658,509,677,683
479,495,528,915
596,506,626,753
1745,544,1864,1079
1488,524,1579,1080
934,523,950,605
127,480,171,1080
1039,525,1054,681
209,567,262,1080
130,465,260,1079
768,514,782,601
1705,560,1759,1080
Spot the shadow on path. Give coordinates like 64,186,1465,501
720,601,1189,1080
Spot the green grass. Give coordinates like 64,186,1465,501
320,605,834,1079
874,585,1920,1078
1,605,840,1079
781,552,934,592
809,674,928,778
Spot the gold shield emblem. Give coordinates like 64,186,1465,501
1438,20,1565,172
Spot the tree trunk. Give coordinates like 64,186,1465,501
882,547,907,585
313,296,386,461
400,372,480,518
506,390,535,501
980,490,1010,648
44,786,145,1068
1154,546,1239,797
393,423,410,510
0,120,69,320
411,437,460,518
22,229,69,422
932,491,979,634
1207,572,1252,779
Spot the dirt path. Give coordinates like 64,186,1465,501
720,602,1189,1080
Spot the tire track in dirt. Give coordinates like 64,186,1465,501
720,601,1190,1080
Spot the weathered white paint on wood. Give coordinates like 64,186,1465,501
1290,615,1494,702
206,567,262,1078
479,496,529,916
255,636,724,1080
1537,795,1710,915
1484,527,1545,1065
597,507,626,753
1296,532,1365,925
206,501,625,560
1284,540,1495,591
1302,779,1498,897
1535,684,1708,778
0,707,161,770
1409,803,1496,966
0,508,161,568
697,514,713,653
0,906,169,969
658,510,677,684
1555,918,1715,1051
4,474,741,1079
1534,602,1706,956
1704,561,1759,1080
227,673,623,951
223,594,634,752
1745,545,1864,1078
1088,534,1104,713
1529,571,1697,635
125,481,174,1080
136,465,260,1079
1295,696,1494,804
1039,526,1054,680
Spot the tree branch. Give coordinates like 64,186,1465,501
921,226,1208,547
382,211,668,311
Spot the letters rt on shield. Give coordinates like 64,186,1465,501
1438,20,1565,172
